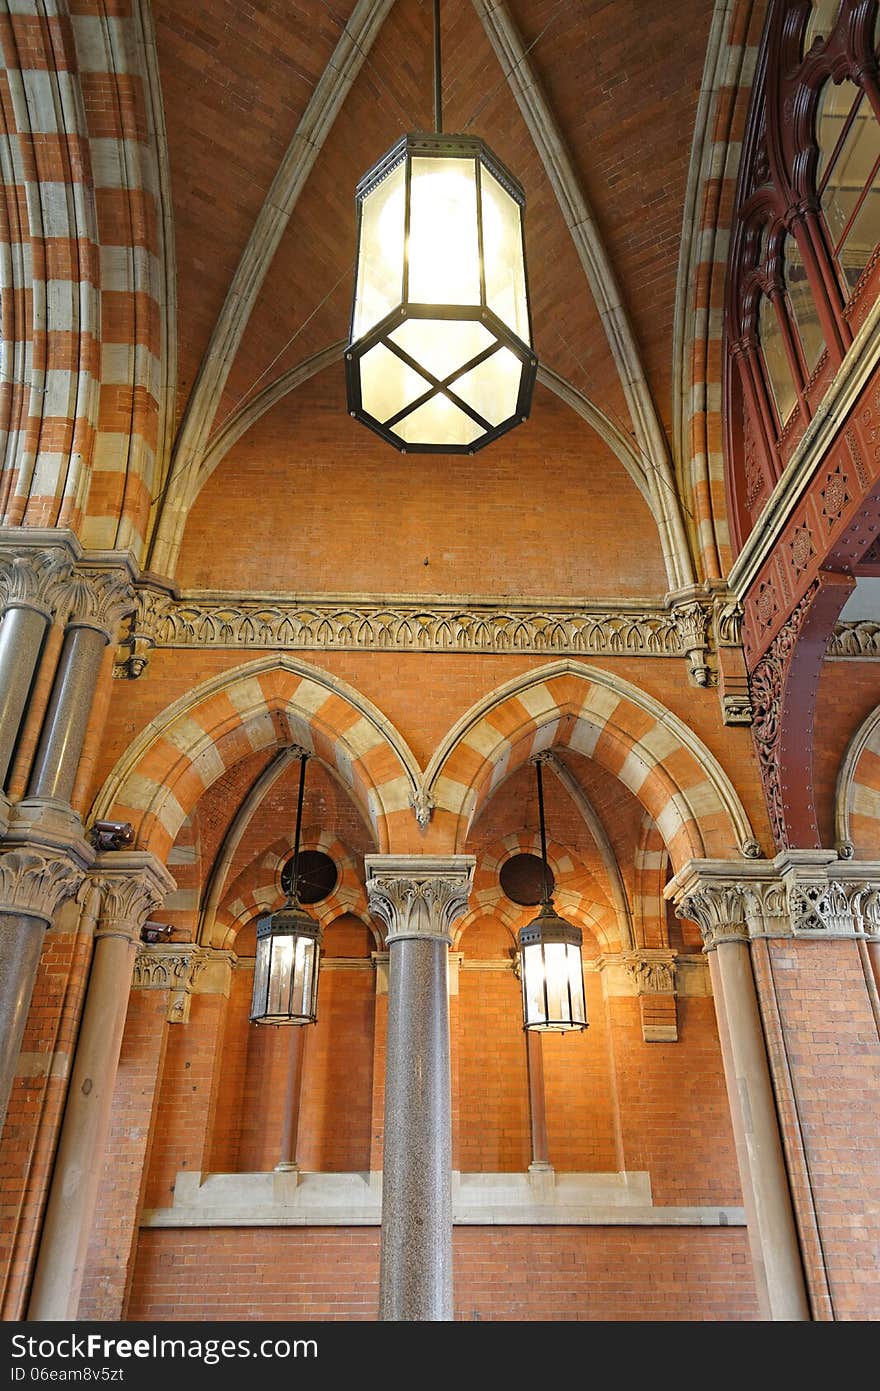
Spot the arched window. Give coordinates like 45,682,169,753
725,0,880,546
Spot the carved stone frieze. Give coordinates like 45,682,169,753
365,856,475,945
132,942,233,1022
787,879,871,937
0,548,73,619
114,586,720,664
621,949,677,994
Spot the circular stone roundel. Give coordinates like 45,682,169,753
280,850,339,904
499,852,555,906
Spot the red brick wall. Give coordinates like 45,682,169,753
125,1225,757,1321
606,995,743,1205
814,660,880,849
757,939,880,1320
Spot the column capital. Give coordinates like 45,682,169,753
0,547,73,620
667,856,880,944
0,846,89,923
132,943,235,1021
90,851,176,945
365,855,475,945
57,567,136,642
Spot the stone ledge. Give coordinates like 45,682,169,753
139,1169,745,1229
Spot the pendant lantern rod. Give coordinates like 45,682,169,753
287,748,310,907
534,755,552,907
433,0,442,134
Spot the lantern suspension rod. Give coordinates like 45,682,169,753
433,0,442,134
534,756,552,908
288,749,310,906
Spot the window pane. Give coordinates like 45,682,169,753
759,293,797,426
839,179,880,291
820,92,880,248
804,0,840,55
480,165,530,342
784,235,824,371
815,77,860,186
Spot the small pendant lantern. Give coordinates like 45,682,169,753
517,756,588,1032
250,749,322,1026
346,0,537,453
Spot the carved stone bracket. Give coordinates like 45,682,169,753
621,949,677,994
408,787,435,829
132,943,234,1023
365,855,475,945
669,598,711,686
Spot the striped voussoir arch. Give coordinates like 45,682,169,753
0,1,167,555
93,657,421,861
680,0,767,578
633,812,669,949
160,810,201,936
427,662,755,867
835,703,880,858
211,830,371,951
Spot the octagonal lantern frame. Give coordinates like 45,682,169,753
346,131,538,454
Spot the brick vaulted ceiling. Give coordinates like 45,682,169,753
149,0,716,581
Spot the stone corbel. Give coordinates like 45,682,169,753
132,943,235,1022
668,593,712,686
622,949,678,1042
712,594,753,726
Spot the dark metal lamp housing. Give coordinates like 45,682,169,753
517,757,588,1032
346,129,537,453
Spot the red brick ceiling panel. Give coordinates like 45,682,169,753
220,0,625,436
153,0,353,426
193,745,278,870
177,372,669,598
468,750,648,908
223,754,374,889
508,0,716,437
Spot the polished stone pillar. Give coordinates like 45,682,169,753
27,852,175,1320
0,845,91,1132
28,571,133,805
276,1025,307,1173
525,1031,550,1171
674,876,810,1321
366,854,474,1322
0,549,71,791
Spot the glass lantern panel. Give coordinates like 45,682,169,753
291,935,311,1018
359,341,430,423
783,235,824,371
452,345,522,426
395,393,484,446
480,165,529,341
408,157,481,306
251,934,270,1018
543,941,571,1023
838,178,880,292
758,293,797,426
815,78,861,187
389,318,495,381
522,942,547,1026
821,94,880,244
353,160,406,340
566,943,587,1025
266,934,294,1018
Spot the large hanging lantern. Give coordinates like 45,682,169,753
517,758,588,1032
345,3,536,452
250,750,322,1026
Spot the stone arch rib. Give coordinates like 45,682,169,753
835,703,880,858
91,655,422,858
424,659,757,866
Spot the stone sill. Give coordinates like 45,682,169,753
139,1169,745,1229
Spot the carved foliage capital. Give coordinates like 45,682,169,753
0,848,83,922
60,568,135,641
0,548,73,618
676,885,750,950
366,859,474,944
